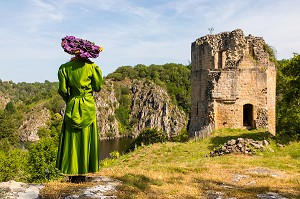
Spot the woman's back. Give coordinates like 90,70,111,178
56,35,103,177
58,59,102,101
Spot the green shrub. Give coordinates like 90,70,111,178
0,108,24,147
170,128,189,142
115,106,130,127
27,138,60,182
127,128,167,151
109,151,120,159
0,149,29,182
37,127,51,139
114,84,131,135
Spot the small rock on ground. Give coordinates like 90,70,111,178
257,192,287,199
0,176,121,199
0,180,43,199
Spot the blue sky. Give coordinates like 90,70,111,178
0,0,299,83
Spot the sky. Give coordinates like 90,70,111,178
0,0,299,83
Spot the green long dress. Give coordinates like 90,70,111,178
56,58,103,175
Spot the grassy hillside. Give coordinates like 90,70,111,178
42,129,300,198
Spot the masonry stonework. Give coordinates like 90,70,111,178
189,29,276,137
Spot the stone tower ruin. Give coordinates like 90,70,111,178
189,29,276,137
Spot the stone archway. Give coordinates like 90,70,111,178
243,104,253,128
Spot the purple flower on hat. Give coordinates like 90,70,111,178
61,36,103,58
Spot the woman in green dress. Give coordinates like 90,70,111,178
56,36,103,179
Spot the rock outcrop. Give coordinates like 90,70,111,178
95,79,188,139
18,106,51,142
130,80,187,138
94,80,121,139
0,177,120,199
0,93,10,110
0,180,43,199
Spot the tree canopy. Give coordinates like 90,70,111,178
276,54,300,139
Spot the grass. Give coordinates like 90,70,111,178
41,129,300,198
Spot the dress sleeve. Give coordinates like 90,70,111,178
91,64,103,92
58,67,69,102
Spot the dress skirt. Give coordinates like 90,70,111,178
56,118,99,175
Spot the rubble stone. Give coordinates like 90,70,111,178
208,138,269,157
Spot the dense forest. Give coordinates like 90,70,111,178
0,54,300,183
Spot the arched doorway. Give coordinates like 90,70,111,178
243,104,253,128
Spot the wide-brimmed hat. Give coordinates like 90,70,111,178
61,36,103,58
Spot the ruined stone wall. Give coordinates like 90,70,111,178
213,66,268,130
189,29,276,137
266,66,277,134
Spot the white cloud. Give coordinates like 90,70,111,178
31,0,55,10
0,0,300,82
24,0,64,32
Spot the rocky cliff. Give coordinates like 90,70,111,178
130,80,187,138
0,92,10,110
95,79,188,139
94,80,120,139
17,79,188,141
18,104,51,142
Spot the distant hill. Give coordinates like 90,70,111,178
0,63,191,144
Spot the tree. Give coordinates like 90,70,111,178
5,101,16,113
0,107,23,147
126,128,167,151
276,54,300,139
281,54,300,99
